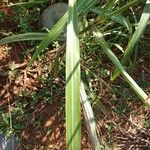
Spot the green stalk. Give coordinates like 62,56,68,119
80,82,101,150
66,0,81,149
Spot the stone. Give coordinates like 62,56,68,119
39,2,68,30
0,134,20,150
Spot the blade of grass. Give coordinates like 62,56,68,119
66,0,81,149
112,0,150,80
77,0,97,18
105,0,118,9
0,33,46,45
80,82,100,150
93,29,150,106
7,1,46,7
91,7,132,33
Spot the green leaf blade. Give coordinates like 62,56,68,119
66,1,81,149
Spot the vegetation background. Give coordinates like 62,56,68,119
0,0,150,149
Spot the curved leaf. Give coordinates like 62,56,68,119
0,33,46,45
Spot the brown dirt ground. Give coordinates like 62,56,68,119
0,41,92,150
0,5,92,149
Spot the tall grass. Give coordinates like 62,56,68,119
112,0,150,80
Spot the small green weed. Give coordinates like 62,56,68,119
0,12,5,23
13,6,40,33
